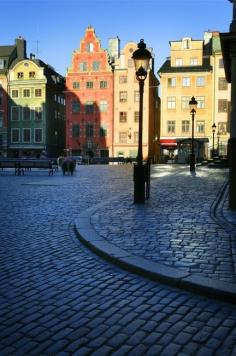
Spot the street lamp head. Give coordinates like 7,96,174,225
189,96,198,113
132,39,152,81
212,123,216,133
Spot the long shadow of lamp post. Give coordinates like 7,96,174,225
220,0,236,209
189,96,198,172
132,39,152,204
212,123,216,157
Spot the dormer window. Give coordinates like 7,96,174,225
87,43,94,53
17,72,24,79
182,38,191,49
29,71,35,78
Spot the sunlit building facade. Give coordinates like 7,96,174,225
158,31,230,163
66,26,114,158
113,42,160,162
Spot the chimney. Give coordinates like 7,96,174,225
15,36,27,59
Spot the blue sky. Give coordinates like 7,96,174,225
0,0,233,76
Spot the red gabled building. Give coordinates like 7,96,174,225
66,26,114,158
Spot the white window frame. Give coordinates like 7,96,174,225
11,106,19,121
182,77,190,87
34,128,43,143
11,128,20,143
196,76,205,87
23,128,31,143
167,96,176,109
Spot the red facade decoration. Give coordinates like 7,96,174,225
66,26,114,158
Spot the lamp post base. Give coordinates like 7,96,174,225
133,163,145,204
190,153,195,172
228,138,236,209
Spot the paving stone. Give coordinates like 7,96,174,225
1,165,236,355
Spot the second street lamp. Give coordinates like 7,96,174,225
189,96,198,172
132,39,152,203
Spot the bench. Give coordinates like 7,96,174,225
0,159,55,175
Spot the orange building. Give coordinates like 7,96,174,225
66,26,114,158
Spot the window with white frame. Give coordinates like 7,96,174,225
72,100,80,113
11,106,19,121
23,89,30,98
182,120,190,133
182,77,190,87
182,38,190,49
72,124,80,138
29,71,35,78
218,99,228,112
93,61,100,71
120,91,127,102
12,89,19,98
190,58,198,65
119,112,127,123
35,88,42,97
87,43,94,52
134,111,139,123
100,100,107,112
79,62,87,72
11,128,20,142
86,124,93,137
181,96,191,109
218,122,227,134
100,81,107,88
196,76,205,87
167,77,176,87
167,120,175,133
196,120,205,133
167,96,176,109
17,72,24,79
218,77,228,90
34,128,43,142
86,81,93,89
35,107,42,121
85,101,94,114
23,128,31,143
175,58,183,66
196,96,205,109
23,106,30,121
73,81,80,89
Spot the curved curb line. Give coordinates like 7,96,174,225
75,205,236,306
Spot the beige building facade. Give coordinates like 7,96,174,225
158,31,230,163
112,42,160,162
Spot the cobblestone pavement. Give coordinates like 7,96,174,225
1,165,236,355
91,165,236,284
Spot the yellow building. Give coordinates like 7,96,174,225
112,41,160,162
158,31,230,163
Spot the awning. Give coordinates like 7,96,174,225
160,139,177,147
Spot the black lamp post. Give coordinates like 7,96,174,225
212,123,216,157
189,96,198,172
132,39,152,204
